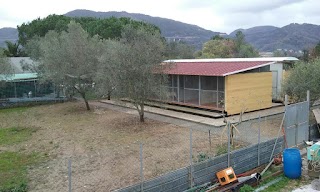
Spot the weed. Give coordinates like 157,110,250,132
197,152,209,162
0,107,28,114
240,184,254,192
0,127,37,146
0,151,42,192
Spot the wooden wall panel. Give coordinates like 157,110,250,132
225,72,272,115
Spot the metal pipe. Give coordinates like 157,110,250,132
140,143,144,192
189,128,193,188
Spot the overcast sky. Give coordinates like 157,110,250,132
1,0,320,33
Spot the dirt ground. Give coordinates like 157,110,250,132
0,101,224,192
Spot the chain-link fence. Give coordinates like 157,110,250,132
23,113,286,192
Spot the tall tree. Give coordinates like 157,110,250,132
234,31,259,57
314,42,320,57
283,59,320,104
18,14,160,46
28,21,102,110
198,32,258,58
95,39,122,100
164,41,195,59
200,39,236,58
0,50,13,75
113,25,168,122
3,41,25,57
0,50,13,89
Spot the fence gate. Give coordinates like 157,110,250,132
284,100,309,147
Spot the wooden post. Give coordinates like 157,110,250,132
258,115,261,166
189,128,194,188
140,143,144,192
209,130,212,154
227,122,231,167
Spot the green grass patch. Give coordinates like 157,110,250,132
0,107,29,114
0,151,42,192
257,175,290,192
0,127,37,146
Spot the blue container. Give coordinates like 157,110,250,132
283,148,302,179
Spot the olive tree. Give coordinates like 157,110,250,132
0,50,12,76
0,50,13,95
112,26,168,122
95,39,122,100
283,59,320,104
29,21,103,110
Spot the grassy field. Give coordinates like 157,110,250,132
0,101,221,191
0,125,43,192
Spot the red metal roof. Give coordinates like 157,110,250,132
162,61,273,76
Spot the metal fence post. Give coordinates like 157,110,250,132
140,143,144,192
227,122,231,167
258,115,261,166
189,128,194,188
209,130,212,155
307,90,310,140
68,159,72,192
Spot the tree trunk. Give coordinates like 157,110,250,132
56,86,60,98
107,91,111,100
139,103,144,122
79,91,90,111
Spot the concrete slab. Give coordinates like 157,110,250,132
99,100,285,127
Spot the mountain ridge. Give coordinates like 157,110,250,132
229,23,320,51
64,9,220,49
0,27,18,47
1,10,320,52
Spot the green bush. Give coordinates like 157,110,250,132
197,152,209,162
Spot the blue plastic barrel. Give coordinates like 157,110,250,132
283,148,302,179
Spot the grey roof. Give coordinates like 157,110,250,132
9,57,37,74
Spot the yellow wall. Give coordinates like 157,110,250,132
225,72,272,115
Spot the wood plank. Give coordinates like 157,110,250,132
313,108,320,124
147,101,223,118
225,72,272,115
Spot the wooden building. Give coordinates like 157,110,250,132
162,57,298,115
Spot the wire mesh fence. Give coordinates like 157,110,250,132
26,113,286,192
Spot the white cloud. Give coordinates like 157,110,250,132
0,0,320,33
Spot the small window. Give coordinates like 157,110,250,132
201,76,217,90
217,77,225,91
179,75,184,88
185,76,199,89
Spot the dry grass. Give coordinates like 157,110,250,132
0,101,222,192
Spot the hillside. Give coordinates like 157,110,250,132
230,23,320,51
0,27,18,47
64,9,220,49
2,10,320,52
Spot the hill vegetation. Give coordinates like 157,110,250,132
1,10,320,52
64,9,220,50
229,23,320,51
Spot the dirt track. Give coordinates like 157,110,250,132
0,101,222,191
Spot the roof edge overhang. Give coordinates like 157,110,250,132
164,57,299,63
222,61,276,76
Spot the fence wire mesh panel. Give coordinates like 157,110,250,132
27,151,141,192
222,113,284,148
2,97,301,192
284,100,310,147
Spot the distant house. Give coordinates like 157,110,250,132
162,57,298,115
0,57,53,99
